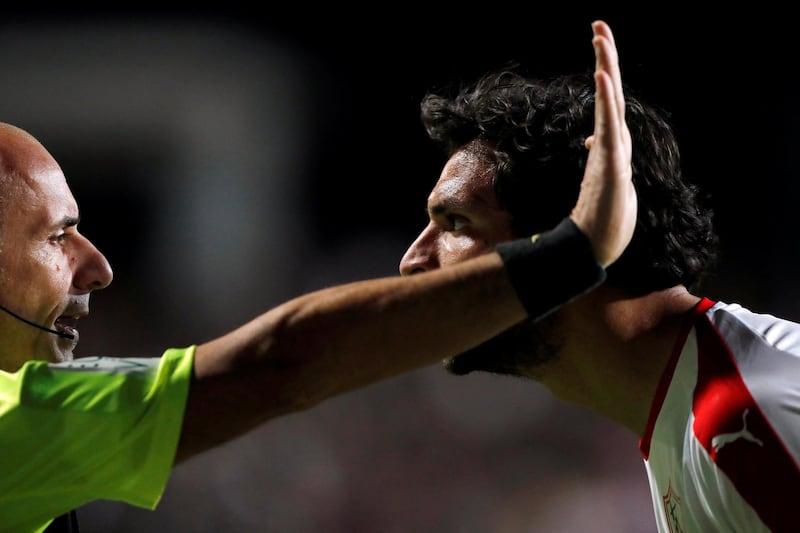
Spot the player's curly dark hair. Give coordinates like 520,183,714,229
420,69,718,293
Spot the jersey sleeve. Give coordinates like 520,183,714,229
0,346,195,533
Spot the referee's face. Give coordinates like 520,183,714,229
0,124,113,371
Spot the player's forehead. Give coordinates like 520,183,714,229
427,140,500,213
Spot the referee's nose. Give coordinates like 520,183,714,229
72,232,114,292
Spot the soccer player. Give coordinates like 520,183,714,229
399,19,799,533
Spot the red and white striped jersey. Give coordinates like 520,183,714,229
640,298,800,532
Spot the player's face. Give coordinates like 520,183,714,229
399,140,516,274
399,139,563,378
0,126,113,370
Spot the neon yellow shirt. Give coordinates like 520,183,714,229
0,347,194,533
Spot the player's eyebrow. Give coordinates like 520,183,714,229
428,204,446,217
428,200,464,217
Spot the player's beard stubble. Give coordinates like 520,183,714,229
443,311,562,379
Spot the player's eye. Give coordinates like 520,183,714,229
446,214,469,231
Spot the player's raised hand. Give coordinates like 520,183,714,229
570,20,636,268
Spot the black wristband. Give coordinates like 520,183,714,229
496,217,606,320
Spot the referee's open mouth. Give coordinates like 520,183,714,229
54,314,80,342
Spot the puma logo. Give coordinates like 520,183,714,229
711,408,764,454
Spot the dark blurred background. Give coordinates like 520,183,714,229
2,7,798,532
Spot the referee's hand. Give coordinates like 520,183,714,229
570,20,636,269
